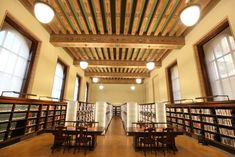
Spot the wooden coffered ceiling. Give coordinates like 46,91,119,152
20,0,219,84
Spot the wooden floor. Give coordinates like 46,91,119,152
0,117,234,157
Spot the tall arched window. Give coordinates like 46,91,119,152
51,60,67,101
0,17,36,97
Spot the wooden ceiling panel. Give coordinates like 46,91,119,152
20,0,218,84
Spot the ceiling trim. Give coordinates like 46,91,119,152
50,34,185,49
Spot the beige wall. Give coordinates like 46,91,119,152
89,84,145,104
145,0,235,102
0,0,89,101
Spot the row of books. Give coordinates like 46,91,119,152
193,122,201,129
192,115,200,121
219,128,235,137
217,118,233,126
201,109,212,114
221,137,235,148
202,116,214,123
191,109,201,114
204,124,217,132
205,132,215,140
215,109,232,116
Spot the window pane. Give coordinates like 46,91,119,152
221,78,232,97
0,49,9,71
221,37,230,54
203,44,214,61
14,57,27,77
0,31,6,45
229,36,235,50
217,58,227,78
214,43,223,58
207,61,219,80
3,31,14,49
224,54,235,76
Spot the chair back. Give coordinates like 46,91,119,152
144,127,156,142
76,126,88,141
54,126,67,141
163,127,174,143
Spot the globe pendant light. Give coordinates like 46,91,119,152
146,62,155,70
92,77,99,83
34,1,55,24
79,61,88,69
99,85,104,90
136,78,142,84
180,4,200,26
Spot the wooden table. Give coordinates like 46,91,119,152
126,127,184,151
46,126,104,150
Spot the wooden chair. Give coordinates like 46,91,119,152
51,126,70,153
157,127,176,155
140,127,157,156
74,126,92,155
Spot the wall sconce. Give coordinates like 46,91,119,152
34,1,55,24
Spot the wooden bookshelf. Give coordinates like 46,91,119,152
0,96,67,148
77,101,95,122
166,101,235,154
138,103,156,122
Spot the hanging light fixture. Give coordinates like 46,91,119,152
180,3,200,26
79,61,88,69
130,85,136,91
34,1,55,24
99,85,104,90
146,62,155,70
92,77,99,83
136,78,142,84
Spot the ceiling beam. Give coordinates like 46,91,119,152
85,72,150,78
73,60,161,68
95,79,138,84
50,34,185,49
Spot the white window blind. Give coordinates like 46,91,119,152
203,27,235,100
170,64,181,102
51,62,65,101
0,23,32,97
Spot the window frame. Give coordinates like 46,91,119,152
195,19,233,97
0,15,38,97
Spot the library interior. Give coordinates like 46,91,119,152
0,0,235,157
